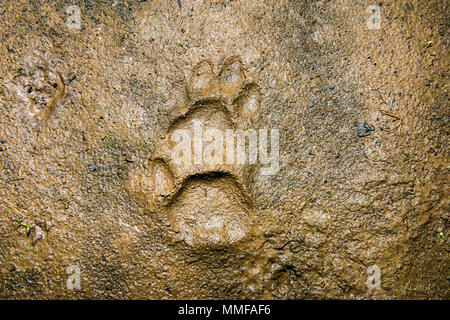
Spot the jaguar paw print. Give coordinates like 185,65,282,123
126,57,263,247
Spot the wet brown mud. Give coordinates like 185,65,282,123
0,0,448,299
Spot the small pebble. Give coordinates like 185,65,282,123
357,122,375,137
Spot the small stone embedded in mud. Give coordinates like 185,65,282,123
272,195,279,205
357,122,375,137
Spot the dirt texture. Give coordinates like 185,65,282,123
0,0,448,299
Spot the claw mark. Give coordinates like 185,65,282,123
37,71,65,127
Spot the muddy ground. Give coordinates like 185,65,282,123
0,0,448,299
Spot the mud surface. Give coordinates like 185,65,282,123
0,0,448,299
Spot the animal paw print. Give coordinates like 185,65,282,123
5,54,65,127
126,57,261,247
